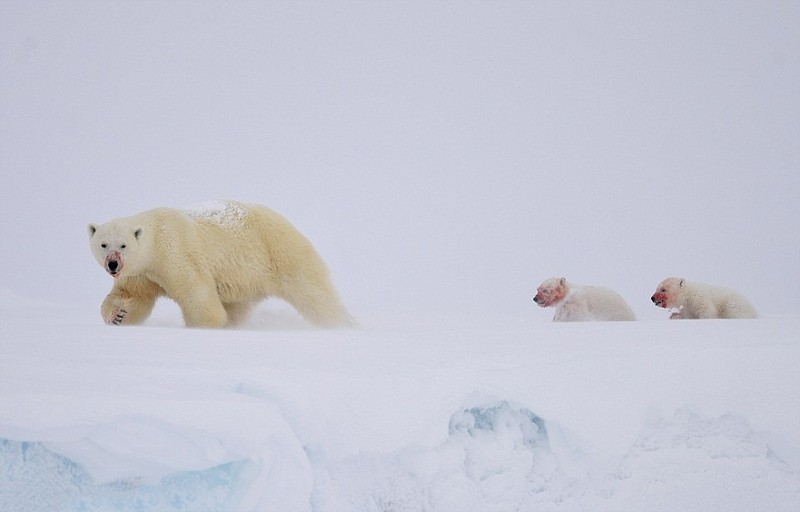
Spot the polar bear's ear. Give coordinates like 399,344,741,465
559,277,566,286
88,224,98,238
134,227,143,240
679,278,685,288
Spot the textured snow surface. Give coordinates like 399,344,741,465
182,200,249,228
1,295,798,511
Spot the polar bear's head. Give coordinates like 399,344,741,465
651,277,685,309
88,222,145,278
533,277,569,308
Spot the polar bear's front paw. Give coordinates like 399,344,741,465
108,308,128,325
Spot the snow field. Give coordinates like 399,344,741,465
1,295,798,511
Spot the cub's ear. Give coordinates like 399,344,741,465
88,224,98,237
679,278,685,288
559,277,566,286
134,227,143,240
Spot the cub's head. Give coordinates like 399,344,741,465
87,222,144,278
533,277,568,308
651,277,685,309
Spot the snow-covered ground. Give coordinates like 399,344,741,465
1,292,798,511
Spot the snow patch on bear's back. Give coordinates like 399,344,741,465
182,200,248,228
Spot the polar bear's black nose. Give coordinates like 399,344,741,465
651,295,657,303
108,260,118,272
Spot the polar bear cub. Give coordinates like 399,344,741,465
88,200,353,328
533,277,636,321
651,277,757,319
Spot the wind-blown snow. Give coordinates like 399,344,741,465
182,200,249,228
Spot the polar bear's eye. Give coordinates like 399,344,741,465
120,244,126,249
101,243,107,249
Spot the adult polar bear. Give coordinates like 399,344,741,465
651,277,757,319
533,277,636,321
88,200,352,328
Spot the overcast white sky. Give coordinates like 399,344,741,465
1,1,798,321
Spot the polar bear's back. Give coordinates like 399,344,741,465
180,200,304,243
578,285,637,321
177,200,328,284
687,282,758,319
554,284,636,321
182,200,250,228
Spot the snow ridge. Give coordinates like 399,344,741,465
2,401,799,511
308,401,800,512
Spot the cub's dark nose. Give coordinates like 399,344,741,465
108,260,118,272
651,295,657,303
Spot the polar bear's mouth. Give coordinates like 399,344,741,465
105,257,123,277
533,294,551,308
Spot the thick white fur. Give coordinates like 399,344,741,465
534,277,636,322
88,200,352,328
651,277,757,319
